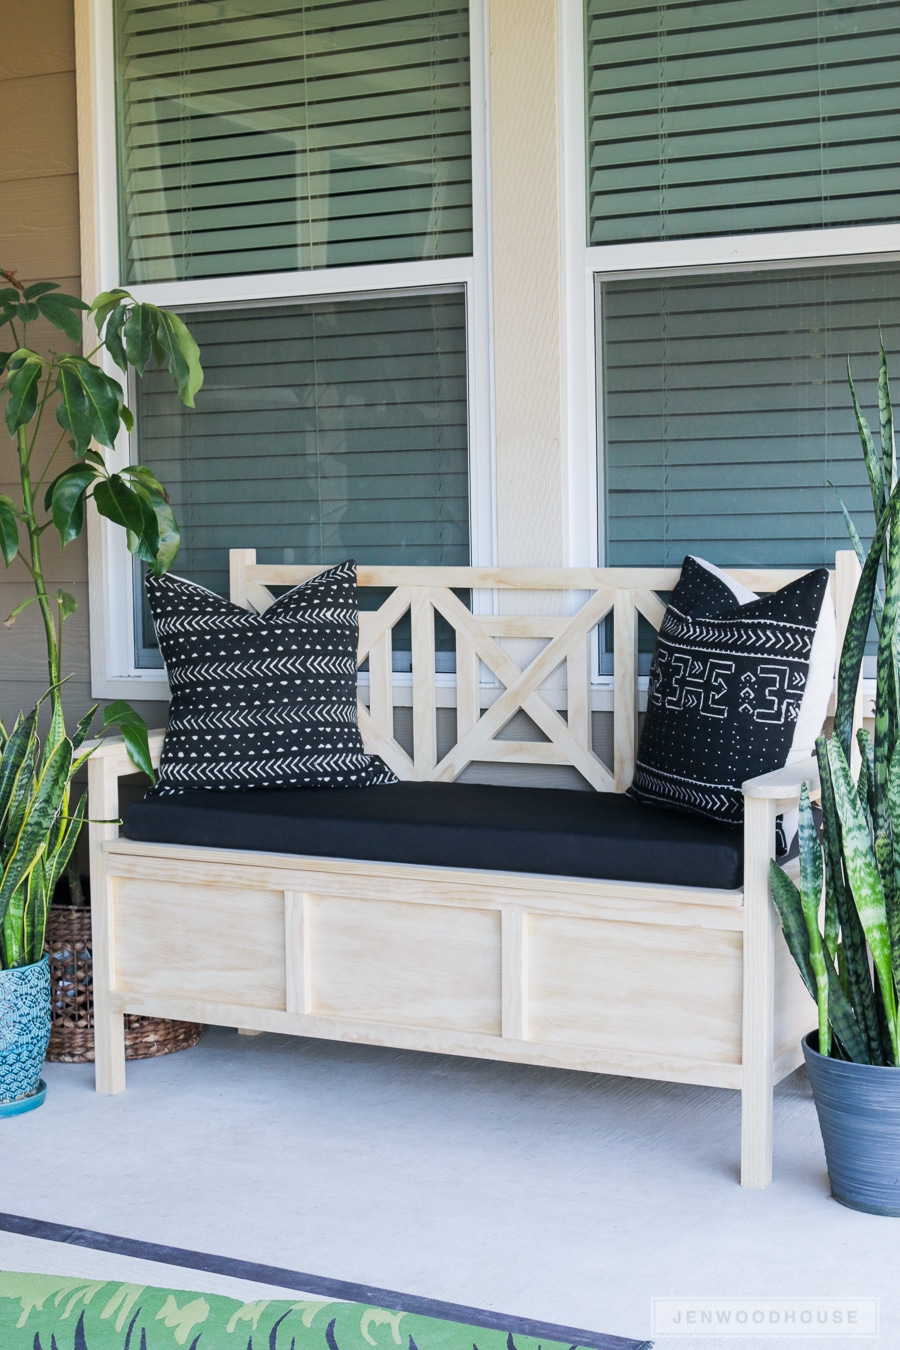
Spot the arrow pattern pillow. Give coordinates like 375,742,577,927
146,561,397,795
628,556,834,832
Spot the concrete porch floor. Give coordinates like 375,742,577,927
1,1027,896,1349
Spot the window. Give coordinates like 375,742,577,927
560,0,900,585
87,0,491,698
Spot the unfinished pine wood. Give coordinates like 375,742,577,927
502,910,529,1040
114,878,286,1011
284,892,311,1016
528,914,744,1063
87,750,125,1094
741,794,778,1189
308,896,502,1035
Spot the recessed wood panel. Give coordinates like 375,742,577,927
309,897,501,1034
114,879,286,1009
528,914,743,1063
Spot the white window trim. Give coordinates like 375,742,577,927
77,0,495,701
558,0,900,579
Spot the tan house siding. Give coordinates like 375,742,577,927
0,0,89,727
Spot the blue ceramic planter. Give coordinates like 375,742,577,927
0,956,50,1111
803,1032,900,1217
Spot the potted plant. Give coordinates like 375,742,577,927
0,268,203,1100
770,341,900,1215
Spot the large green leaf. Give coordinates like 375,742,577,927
103,303,128,373
0,734,72,931
35,292,88,343
154,308,203,407
0,496,18,567
826,738,899,1063
45,463,100,546
55,355,124,450
22,281,59,300
91,288,132,332
93,475,160,563
101,700,154,780
122,466,180,573
4,348,44,435
123,304,155,374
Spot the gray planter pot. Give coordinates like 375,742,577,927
803,1032,900,1216
0,955,50,1114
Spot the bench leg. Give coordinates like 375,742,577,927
88,753,126,1094
741,795,777,1188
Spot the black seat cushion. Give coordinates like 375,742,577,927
124,782,745,890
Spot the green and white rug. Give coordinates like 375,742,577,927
0,1272,651,1350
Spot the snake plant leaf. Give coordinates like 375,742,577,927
871,506,900,841
817,736,884,1062
886,743,900,988
769,858,869,1063
826,738,899,1063
0,734,71,930
55,355,124,451
153,308,203,407
45,463,100,547
4,348,44,434
849,356,887,521
0,495,18,567
38,792,87,961
879,340,896,494
0,709,36,839
101,700,154,781
833,481,900,762
123,303,155,375
797,785,829,1054
72,704,97,752
2,884,25,968
22,854,48,967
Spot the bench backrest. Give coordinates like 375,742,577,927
229,550,861,791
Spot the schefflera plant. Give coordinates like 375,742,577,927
770,344,900,1066
0,269,202,942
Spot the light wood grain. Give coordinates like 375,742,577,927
87,751,125,1093
114,878,287,1010
309,896,502,1034
284,892,311,1016
741,795,778,1188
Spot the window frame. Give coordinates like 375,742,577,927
558,0,900,580
78,0,496,701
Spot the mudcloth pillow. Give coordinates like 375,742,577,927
146,560,397,795
629,556,834,830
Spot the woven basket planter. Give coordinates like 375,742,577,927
44,905,203,1063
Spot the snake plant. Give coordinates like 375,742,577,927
0,269,202,955
770,342,900,1065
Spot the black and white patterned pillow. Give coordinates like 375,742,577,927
629,556,834,830
146,560,397,796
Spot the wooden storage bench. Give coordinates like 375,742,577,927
88,552,860,1188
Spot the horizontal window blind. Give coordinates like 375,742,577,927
134,290,469,663
115,0,473,282
601,262,900,569
585,0,900,245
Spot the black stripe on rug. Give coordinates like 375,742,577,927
0,1212,651,1350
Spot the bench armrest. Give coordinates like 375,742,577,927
82,729,166,777
742,756,820,801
